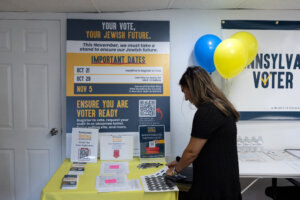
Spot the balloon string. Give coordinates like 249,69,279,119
225,79,232,97
229,79,232,96
225,79,228,96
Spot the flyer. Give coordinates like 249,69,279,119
71,128,99,163
100,162,129,174
100,135,133,160
139,125,165,158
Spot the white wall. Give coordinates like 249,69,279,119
1,9,300,200
68,10,300,200
68,9,300,158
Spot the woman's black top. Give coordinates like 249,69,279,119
188,102,242,200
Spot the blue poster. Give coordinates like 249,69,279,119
66,19,170,132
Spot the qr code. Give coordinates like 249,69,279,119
79,148,90,160
139,100,156,117
149,140,156,148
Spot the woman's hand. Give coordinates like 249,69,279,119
165,160,178,176
166,160,178,169
165,167,175,176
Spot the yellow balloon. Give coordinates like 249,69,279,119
231,32,258,65
214,38,248,79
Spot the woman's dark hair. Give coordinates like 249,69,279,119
179,66,240,121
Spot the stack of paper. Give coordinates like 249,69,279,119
96,175,127,192
61,175,79,190
95,175,142,192
68,166,85,175
95,161,142,192
100,162,129,175
72,162,87,167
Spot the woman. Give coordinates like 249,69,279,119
166,66,242,200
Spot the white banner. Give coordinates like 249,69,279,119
221,20,300,120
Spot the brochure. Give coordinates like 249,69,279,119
63,174,79,181
71,128,98,163
72,162,87,167
100,135,133,160
61,180,77,190
61,174,79,190
68,166,85,175
139,125,165,159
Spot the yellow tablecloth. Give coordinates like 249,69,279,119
41,158,178,200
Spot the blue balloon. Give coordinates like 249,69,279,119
194,34,222,74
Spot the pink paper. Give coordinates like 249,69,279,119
109,165,119,169
105,179,117,184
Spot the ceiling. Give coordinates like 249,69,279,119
0,0,300,13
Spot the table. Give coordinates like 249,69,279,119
173,152,300,195
238,151,300,194
41,158,178,200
